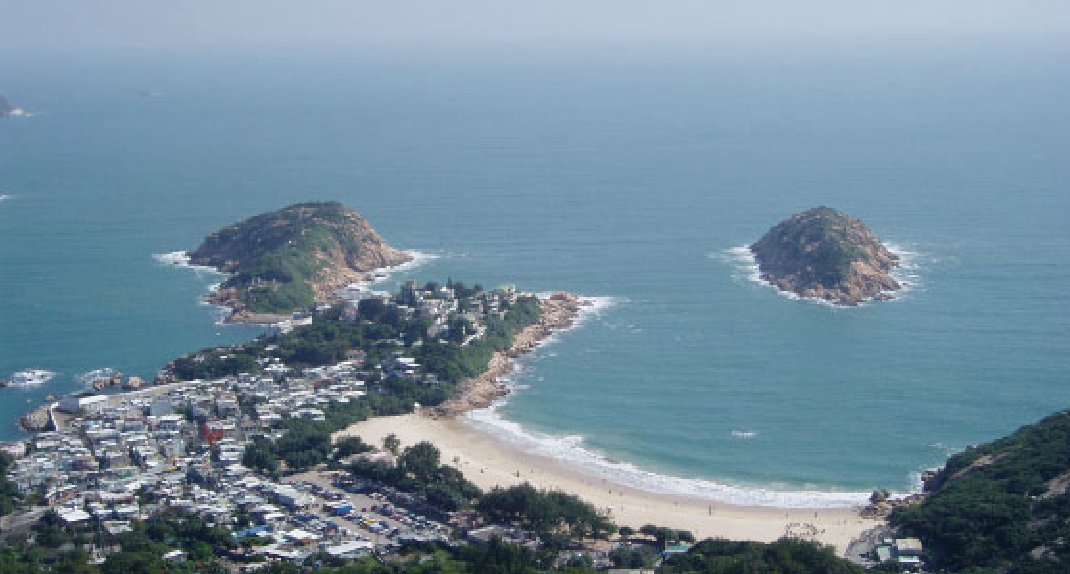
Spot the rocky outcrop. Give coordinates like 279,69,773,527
188,202,411,318
20,405,53,432
750,207,900,305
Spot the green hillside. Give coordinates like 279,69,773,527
891,409,1070,573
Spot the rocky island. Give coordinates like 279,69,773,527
188,201,412,322
750,207,900,306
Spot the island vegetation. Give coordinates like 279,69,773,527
187,202,411,317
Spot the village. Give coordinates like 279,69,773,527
0,281,629,569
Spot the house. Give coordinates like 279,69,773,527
324,540,374,560
58,395,109,414
162,550,187,563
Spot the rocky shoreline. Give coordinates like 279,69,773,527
431,292,587,417
20,405,53,432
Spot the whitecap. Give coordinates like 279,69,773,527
335,250,440,299
6,369,57,388
367,250,440,286
75,368,116,388
731,429,758,439
0,194,12,203
152,251,226,275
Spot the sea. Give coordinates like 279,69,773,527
1,46,1068,507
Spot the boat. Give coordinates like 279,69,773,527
9,369,55,387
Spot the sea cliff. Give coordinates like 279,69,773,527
750,207,900,305
188,201,411,321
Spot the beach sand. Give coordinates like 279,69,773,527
336,413,881,554
332,294,881,554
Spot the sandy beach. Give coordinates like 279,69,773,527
337,414,880,553
334,293,882,554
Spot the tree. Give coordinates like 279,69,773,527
334,436,372,460
399,441,441,482
383,433,401,455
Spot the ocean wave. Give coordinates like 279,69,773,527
0,194,12,203
337,250,440,297
6,369,57,388
731,429,758,439
75,368,117,388
464,405,875,508
369,250,440,284
883,242,924,298
152,251,227,275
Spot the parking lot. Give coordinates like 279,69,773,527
281,471,451,547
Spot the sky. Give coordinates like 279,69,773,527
1,1,1068,57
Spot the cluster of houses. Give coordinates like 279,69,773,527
337,280,521,345
1,351,413,564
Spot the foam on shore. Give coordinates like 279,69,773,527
466,403,875,508
337,250,440,296
152,251,227,275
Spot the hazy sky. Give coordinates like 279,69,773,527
2,1,1068,55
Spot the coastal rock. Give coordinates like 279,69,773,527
750,207,900,306
188,201,411,319
20,405,52,432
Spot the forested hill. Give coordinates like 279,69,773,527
891,409,1070,574
188,202,411,315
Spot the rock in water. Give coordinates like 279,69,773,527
750,207,900,305
188,201,411,317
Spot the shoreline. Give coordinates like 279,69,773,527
337,413,882,554
432,292,586,416
335,291,883,554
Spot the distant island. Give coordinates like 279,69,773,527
188,201,412,322
750,207,900,306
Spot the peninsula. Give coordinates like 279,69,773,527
750,207,900,305
188,201,412,322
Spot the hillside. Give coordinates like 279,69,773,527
188,202,411,317
750,207,900,305
891,409,1070,573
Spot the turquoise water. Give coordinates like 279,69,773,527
1,49,1068,506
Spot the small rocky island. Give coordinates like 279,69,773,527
188,201,412,321
750,207,900,305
